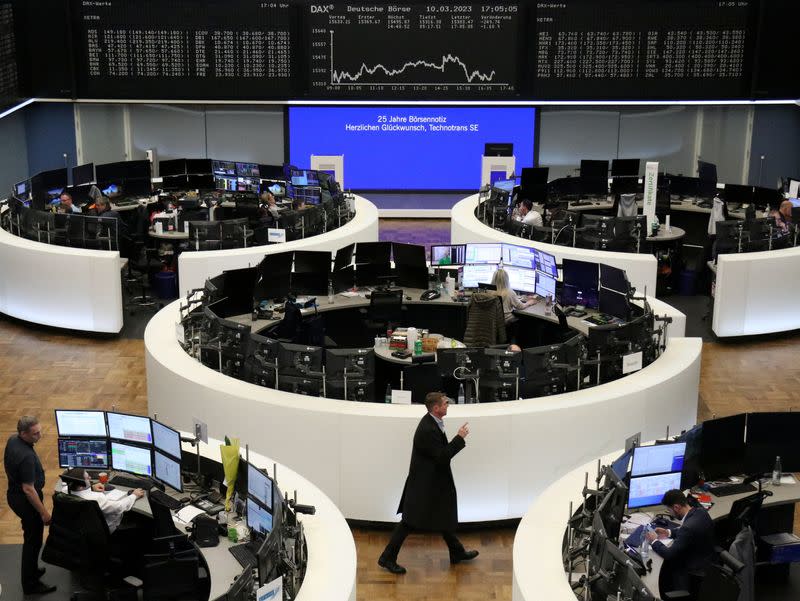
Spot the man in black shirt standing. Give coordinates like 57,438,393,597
4,415,57,595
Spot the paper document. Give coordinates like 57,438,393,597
105,489,127,501
175,505,205,523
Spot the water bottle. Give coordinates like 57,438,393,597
640,525,652,560
384,383,392,404
772,456,782,486
457,383,465,405
327,280,334,304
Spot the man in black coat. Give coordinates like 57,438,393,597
378,391,479,574
645,489,715,600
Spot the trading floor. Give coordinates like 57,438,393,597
0,219,798,601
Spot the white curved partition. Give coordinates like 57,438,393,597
451,194,658,298
189,435,356,601
513,451,618,601
177,195,379,297
712,245,800,337
146,300,700,523
0,227,123,333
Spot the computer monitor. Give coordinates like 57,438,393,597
668,174,699,198
599,264,630,295
599,288,631,321
333,243,355,272
293,184,321,205
235,162,260,178
597,473,628,541
484,142,513,156
722,183,754,205
392,243,427,270
631,442,686,477
58,438,109,469
246,497,273,536
153,450,183,493
611,449,633,480
278,342,323,377
698,160,718,182
225,564,255,601
502,243,536,269
325,348,375,380
461,264,497,289
355,241,392,265
255,527,282,587
292,250,331,296
752,186,782,210
72,163,95,185
745,411,800,473
465,243,502,265
431,244,466,265
699,414,747,481
505,265,537,294
535,272,556,300
159,159,186,177
437,348,484,378
110,441,153,477
289,168,321,187
562,259,599,289
480,348,521,377
326,378,375,402
14,179,30,198
259,164,285,180
106,412,153,445
627,472,682,509
278,375,325,396
534,249,558,278
55,410,108,438
152,421,181,460
247,463,273,511
212,160,236,177
611,159,640,177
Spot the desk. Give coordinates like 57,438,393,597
108,434,357,601
177,195,379,297
513,449,800,601
149,228,190,240
647,225,686,243
146,294,697,523
373,335,465,365
0,226,123,333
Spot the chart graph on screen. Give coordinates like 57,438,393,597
308,2,521,97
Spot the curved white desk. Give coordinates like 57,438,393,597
712,245,800,337
451,195,659,296
177,195,379,297
163,435,357,601
146,297,699,524
0,227,123,333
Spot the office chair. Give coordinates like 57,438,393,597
463,294,506,347
663,548,745,601
148,491,180,539
363,289,404,336
42,492,137,596
125,247,161,314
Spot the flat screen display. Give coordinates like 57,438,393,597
153,450,182,492
465,243,502,265
505,265,537,294
152,421,181,460
58,438,109,469
55,410,107,438
631,442,686,477
289,106,536,191
107,412,152,445
628,472,682,509
110,441,153,477
461,264,497,289
246,497,273,536
247,463,273,511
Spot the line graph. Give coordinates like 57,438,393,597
308,2,520,98
330,30,503,86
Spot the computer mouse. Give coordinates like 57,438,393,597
179,497,191,504
420,290,441,301
405,295,412,301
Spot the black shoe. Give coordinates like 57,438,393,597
23,581,57,595
37,567,46,577
450,549,479,564
378,556,407,574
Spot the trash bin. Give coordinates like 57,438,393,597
152,271,178,299
678,269,697,296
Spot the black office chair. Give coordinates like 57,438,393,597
42,492,137,596
363,289,404,336
463,294,506,347
148,491,180,539
125,246,162,314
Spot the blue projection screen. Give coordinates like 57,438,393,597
288,107,536,191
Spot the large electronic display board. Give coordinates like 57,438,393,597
71,0,298,99
306,2,523,99
0,1,18,108
289,105,536,190
531,0,758,100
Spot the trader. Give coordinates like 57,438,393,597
94,196,122,221
378,391,478,574
772,199,794,235
645,489,714,599
60,468,145,533
58,192,82,214
516,199,543,227
4,416,57,595
259,190,281,220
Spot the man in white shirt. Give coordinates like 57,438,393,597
61,468,145,533
516,199,543,227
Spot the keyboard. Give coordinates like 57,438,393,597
109,474,154,490
149,488,184,511
710,482,757,497
228,543,257,570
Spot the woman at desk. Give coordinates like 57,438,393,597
491,269,536,342
772,200,794,235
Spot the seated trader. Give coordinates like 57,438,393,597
94,196,122,221
491,268,536,325
58,192,82,214
60,468,144,534
772,199,794,235
515,199,543,227
645,489,714,600
292,197,307,211
259,190,280,220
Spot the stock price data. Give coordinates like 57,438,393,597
532,0,757,100
0,1,17,108
307,2,521,98
73,0,296,99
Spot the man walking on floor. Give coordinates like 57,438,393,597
378,391,479,574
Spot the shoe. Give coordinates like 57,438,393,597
450,549,479,564
378,556,407,574
37,567,46,577
23,581,57,595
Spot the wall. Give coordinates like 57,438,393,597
698,105,752,184
0,109,28,193
22,102,76,175
75,103,127,165
748,105,800,188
